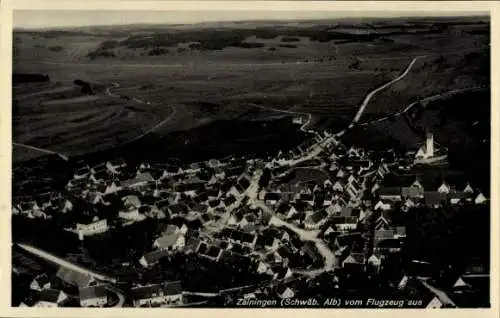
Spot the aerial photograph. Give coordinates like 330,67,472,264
11,9,490,308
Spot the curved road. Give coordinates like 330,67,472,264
105,284,126,307
16,243,117,283
343,55,425,133
279,55,425,167
12,142,69,161
17,243,125,307
360,85,487,127
105,85,177,145
247,56,426,277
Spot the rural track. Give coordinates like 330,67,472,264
105,85,178,145
16,243,118,284
345,55,425,131
359,85,488,127
280,55,425,167
246,102,314,133
12,142,69,161
17,243,125,307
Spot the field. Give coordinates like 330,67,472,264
12,16,490,163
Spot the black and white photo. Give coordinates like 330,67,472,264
5,2,495,312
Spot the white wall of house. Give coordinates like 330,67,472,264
76,219,108,237
81,296,107,307
133,294,183,307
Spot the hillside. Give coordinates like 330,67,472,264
342,88,490,193
12,17,490,163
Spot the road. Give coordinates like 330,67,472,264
104,284,126,307
247,102,313,132
348,55,424,127
105,85,177,145
251,200,336,277
276,55,425,168
16,243,117,283
12,142,69,161
17,243,126,307
245,57,427,276
359,85,488,127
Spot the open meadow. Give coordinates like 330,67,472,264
12,16,489,163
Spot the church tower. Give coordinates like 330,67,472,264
425,131,434,158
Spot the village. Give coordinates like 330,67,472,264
12,124,490,308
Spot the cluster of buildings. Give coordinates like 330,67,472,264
12,127,489,308
19,267,109,308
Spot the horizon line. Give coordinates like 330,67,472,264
12,13,490,31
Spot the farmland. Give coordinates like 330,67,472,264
12,16,489,163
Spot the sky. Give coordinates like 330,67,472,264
13,10,486,29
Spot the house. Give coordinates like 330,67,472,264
131,281,183,307
401,186,424,199
208,159,222,168
420,279,457,308
121,172,154,189
90,163,107,175
75,218,108,239
153,228,186,251
412,179,424,190
185,237,202,254
87,192,108,205
374,229,403,254
237,175,252,191
239,214,258,231
374,200,392,211
229,230,257,248
424,192,448,208
168,204,189,216
376,164,390,178
256,261,270,274
255,235,279,250
104,181,121,194
299,193,314,205
270,266,293,280
463,183,474,193
394,226,406,239
35,289,68,307
451,273,490,307
326,202,342,215
375,210,392,230
90,169,110,184
200,245,223,261
332,180,345,192
162,165,182,178
449,192,473,205
378,187,402,201
56,267,94,288
342,253,365,270
30,274,51,291
304,210,328,230
331,216,358,232
106,158,127,174
399,277,445,308
227,211,244,227
79,285,108,307
264,193,282,206
367,254,382,273
139,250,171,268
437,182,451,194
277,285,295,299
336,169,346,179
301,241,321,264
475,193,487,204
74,166,91,179
122,195,141,209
